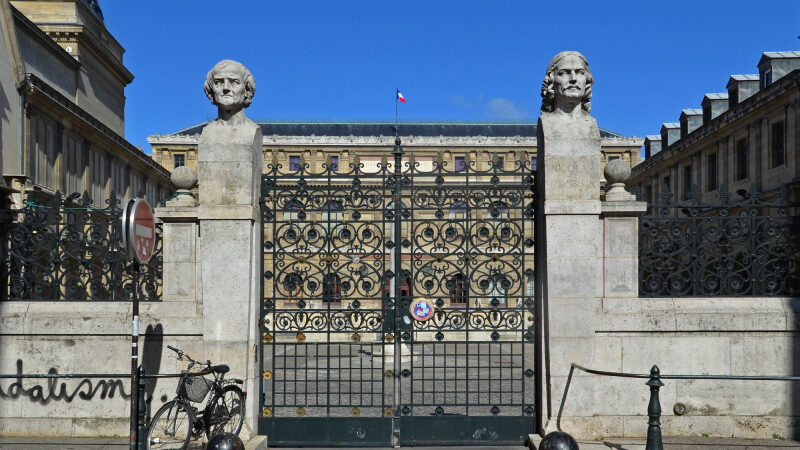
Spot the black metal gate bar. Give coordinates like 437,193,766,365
259,147,537,446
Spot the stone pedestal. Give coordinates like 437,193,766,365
601,201,647,297
155,206,200,305
197,122,263,438
536,113,603,432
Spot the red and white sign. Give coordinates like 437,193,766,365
409,298,434,322
123,199,155,264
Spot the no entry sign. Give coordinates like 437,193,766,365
122,198,155,264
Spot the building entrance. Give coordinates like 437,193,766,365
258,144,538,446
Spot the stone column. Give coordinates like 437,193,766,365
537,112,603,433
197,120,263,438
601,160,647,298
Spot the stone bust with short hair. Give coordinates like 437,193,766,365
203,59,257,128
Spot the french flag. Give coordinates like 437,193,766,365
396,89,406,103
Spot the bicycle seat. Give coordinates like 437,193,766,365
212,364,230,374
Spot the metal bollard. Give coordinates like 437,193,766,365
137,365,147,450
645,365,664,450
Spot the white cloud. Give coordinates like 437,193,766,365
486,97,528,120
449,95,473,109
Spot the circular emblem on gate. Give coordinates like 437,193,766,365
409,298,434,321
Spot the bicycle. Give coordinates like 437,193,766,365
146,345,245,450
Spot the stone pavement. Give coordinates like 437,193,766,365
0,436,799,449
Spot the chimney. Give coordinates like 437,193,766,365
726,75,759,108
679,109,703,138
660,123,680,148
644,135,662,159
701,93,728,123
757,51,800,90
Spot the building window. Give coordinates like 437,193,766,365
728,89,738,109
682,165,691,200
771,122,785,168
530,157,537,171
608,155,620,161
488,275,508,307
329,155,339,172
448,273,467,305
494,156,505,170
449,200,468,219
735,138,748,181
322,273,342,305
454,156,466,172
663,176,671,194
289,155,301,171
645,185,653,204
322,200,343,233
173,154,185,168
761,69,772,89
706,153,717,192
702,105,711,124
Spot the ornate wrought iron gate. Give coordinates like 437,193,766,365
259,141,537,446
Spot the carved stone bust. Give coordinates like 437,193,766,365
537,51,601,201
203,59,257,129
541,51,593,118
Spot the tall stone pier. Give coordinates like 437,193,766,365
196,59,263,437
535,51,604,432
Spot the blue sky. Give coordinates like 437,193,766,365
103,1,800,154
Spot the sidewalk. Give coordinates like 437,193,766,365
0,435,798,449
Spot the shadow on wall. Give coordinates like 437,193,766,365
141,323,163,423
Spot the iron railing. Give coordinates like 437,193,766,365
3,191,162,301
638,184,799,297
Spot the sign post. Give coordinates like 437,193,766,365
122,198,155,450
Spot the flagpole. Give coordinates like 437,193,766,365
395,88,399,138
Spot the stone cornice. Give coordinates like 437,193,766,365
148,133,642,148
11,6,79,71
21,73,169,181
39,24,133,85
632,70,800,179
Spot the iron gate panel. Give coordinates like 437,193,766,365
259,150,536,446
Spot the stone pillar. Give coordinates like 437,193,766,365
155,166,200,305
197,120,263,438
601,160,647,298
537,112,603,432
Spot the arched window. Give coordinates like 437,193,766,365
322,273,342,305
322,200,344,233
449,273,468,305
283,272,303,299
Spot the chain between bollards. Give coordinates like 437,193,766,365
645,365,664,450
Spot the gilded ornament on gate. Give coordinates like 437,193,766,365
384,370,394,379
296,407,306,417
384,407,393,416
351,407,360,417
262,370,273,380
351,332,361,342
296,331,306,342
385,333,394,343
262,407,272,417
262,333,273,343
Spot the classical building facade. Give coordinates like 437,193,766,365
631,52,800,205
148,121,642,184
0,0,170,207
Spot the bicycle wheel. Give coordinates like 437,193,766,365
147,399,195,450
203,385,245,438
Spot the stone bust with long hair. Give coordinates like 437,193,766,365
540,51,593,116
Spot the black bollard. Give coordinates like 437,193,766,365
645,365,664,450
137,365,147,450
206,432,245,450
539,431,579,450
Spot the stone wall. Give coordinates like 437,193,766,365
555,296,800,440
0,301,202,437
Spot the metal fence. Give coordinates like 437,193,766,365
638,184,799,297
3,190,162,301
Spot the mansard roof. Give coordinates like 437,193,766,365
161,121,627,139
